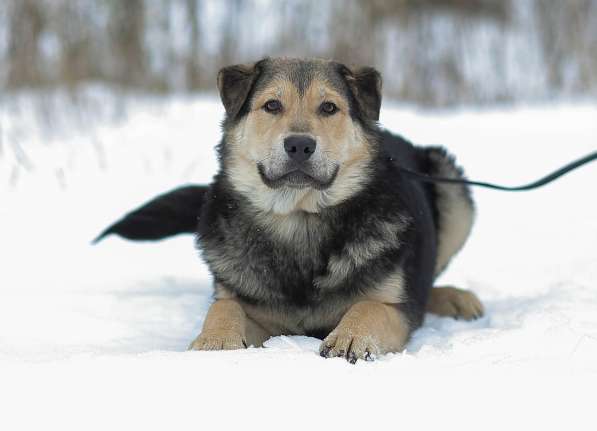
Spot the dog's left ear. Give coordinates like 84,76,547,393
217,61,262,119
340,65,382,122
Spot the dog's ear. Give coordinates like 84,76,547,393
340,65,382,122
217,61,262,119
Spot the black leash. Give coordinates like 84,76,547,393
400,150,597,191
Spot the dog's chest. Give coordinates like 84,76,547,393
202,206,406,306
201,210,332,304
259,213,333,304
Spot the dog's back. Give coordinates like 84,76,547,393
380,130,475,277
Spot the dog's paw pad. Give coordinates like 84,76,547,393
188,330,247,351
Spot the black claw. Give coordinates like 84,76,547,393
337,349,345,357
320,345,331,358
364,351,374,362
348,352,358,364
242,339,248,348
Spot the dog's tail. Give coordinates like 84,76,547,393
93,185,209,243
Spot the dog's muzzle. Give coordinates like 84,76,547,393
257,134,339,190
257,163,339,190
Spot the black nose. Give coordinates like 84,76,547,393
284,135,317,163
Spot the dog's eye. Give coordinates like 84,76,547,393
263,99,283,114
320,101,338,115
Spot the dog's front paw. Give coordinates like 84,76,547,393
319,331,379,364
188,329,247,351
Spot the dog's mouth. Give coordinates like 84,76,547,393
257,163,339,190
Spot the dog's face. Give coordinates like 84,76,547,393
218,58,382,214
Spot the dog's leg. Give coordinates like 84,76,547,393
188,299,270,350
426,286,484,320
319,301,410,363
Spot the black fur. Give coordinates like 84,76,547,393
93,185,208,243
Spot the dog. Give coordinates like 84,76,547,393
96,57,483,363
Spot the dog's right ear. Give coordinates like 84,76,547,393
338,64,382,122
217,61,262,119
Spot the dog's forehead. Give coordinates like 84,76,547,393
255,58,347,97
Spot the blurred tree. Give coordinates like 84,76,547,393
56,2,95,89
185,0,202,90
7,0,46,88
219,0,243,67
108,0,147,87
1,0,596,106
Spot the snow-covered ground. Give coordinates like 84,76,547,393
1,93,596,430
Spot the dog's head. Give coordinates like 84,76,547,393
218,57,382,214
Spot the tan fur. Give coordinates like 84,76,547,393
226,76,373,217
213,283,360,337
320,301,410,362
188,298,270,350
366,269,406,304
191,285,482,354
208,279,407,342
257,210,326,247
430,152,475,276
435,194,475,275
426,286,484,320
193,296,411,362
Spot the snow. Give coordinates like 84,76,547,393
1,93,596,430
